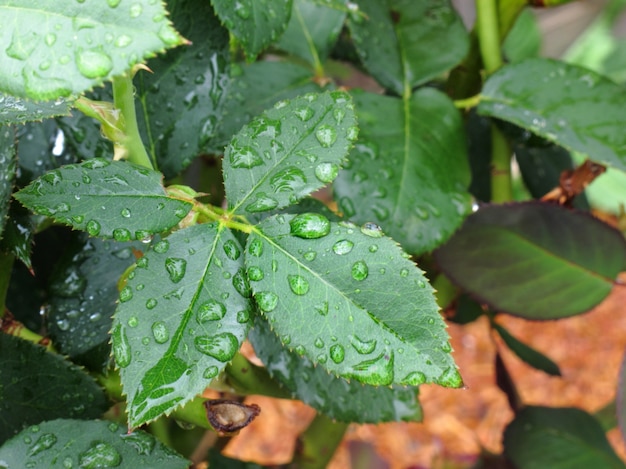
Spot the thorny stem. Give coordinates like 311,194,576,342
292,412,349,469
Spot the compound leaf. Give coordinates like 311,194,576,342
14,159,192,241
246,213,461,388
223,90,358,216
113,223,252,428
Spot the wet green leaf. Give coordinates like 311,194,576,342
211,61,320,154
0,0,185,100
347,0,468,95
334,89,471,255
247,214,460,388
0,94,72,125
249,317,422,422
0,126,16,240
223,90,357,216
211,0,292,60
113,223,251,428
0,334,108,445
135,0,230,179
14,159,192,241
276,0,346,68
479,58,626,171
435,203,626,319
493,323,561,376
0,419,189,468
503,9,541,63
504,406,626,469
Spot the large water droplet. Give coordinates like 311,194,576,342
76,49,113,79
248,238,263,257
247,266,264,281
223,240,241,260
165,257,186,283
332,239,354,255
329,344,345,364
403,371,426,386
194,333,238,361
290,213,330,239
270,166,306,193
86,220,101,236
349,351,394,386
288,274,309,295
315,124,338,147
351,261,368,281
113,228,131,242
151,321,169,344
79,442,122,468
350,335,377,354
112,324,131,368
245,194,278,213
232,268,251,297
119,286,133,302
197,300,226,323
6,31,39,60
294,106,314,121
256,291,278,312
437,366,463,388
28,433,57,456
236,309,251,323
314,162,339,183
230,145,263,168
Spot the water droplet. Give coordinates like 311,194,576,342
56,318,70,331
236,309,250,323
245,194,278,213
223,240,241,260
403,371,426,386
303,251,316,261
230,145,263,168
317,354,327,363
349,351,394,386
194,333,238,361
28,433,57,456
112,324,131,368
437,367,463,388
346,126,359,141
315,301,329,316
314,162,339,183
256,291,278,312
294,106,314,121
153,239,170,253
235,3,251,18
76,49,113,79
339,197,355,217
271,260,279,272
120,208,131,218
119,286,133,302
295,345,305,355
441,341,452,353
79,442,122,468
351,261,368,281
232,268,251,297
399,268,409,277
290,213,330,239
165,257,186,283
6,30,39,60
247,266,264,281
129,2,143,17
333,107,346,124
113,228,131,242
315,124,338,147
127,316,138,327
120,432,154,456
270,166,306,193
201,366,219,380
414,206,429,220
332,239,354,255
248,238,263,257
107,0,121,7
83,219,101,236
197,300,226,323
288,274,309,295
329,344,345,363
360,222,383,238
115,34,132,48
314,337,325,348
350,335,376,354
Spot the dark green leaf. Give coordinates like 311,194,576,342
504,406,625,469
224,90,358,216
334,89,472,255
47,234,148,370
479,58,626,171
249,317,422,422
0,419,189,468
0,0,185,100
434,202,626,319
449,294,484,325
0,94,71,125
0,201,35,271
0,334,108,444
347,0,469,95
136,0,230,179
276,0,346,68
493,323,561,376
503,9,541,63
247,214,461,387
208,448,264,468
14,159,192,241
211,0,292,60
211,61,320,154
0,126,16,240
113,223,251,428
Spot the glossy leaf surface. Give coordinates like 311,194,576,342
0,334,108,444
135,0,230,179
504,406,625,469
223,90,358,216
0,126,16,240
0,0,185,100
493,323,561,376
113,223,251,428
0,419,189,468
211,0,292,59
347,0,468,95
14,159,192,241
334,89,471,255
247,214,461,388
249,317,422,422
479,58,626,171
435,203,626,319
0,94,71,125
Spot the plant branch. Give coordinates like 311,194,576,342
490,124,513,203
476,0,503,74
292,413,349,469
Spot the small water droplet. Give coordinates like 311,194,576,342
232,268,251,297
145,298,157,310
290,213,330,239
194,333,238,361
119,286,133,302
287,274,309,295
314,162,339,183
235,2,251,18
437,366,463,387
295,345,305,355
236,309,250,323
350,335,377,354
127,316,138,327
248,238,263,257
346,126,359,141
360,222,383,238
270,166,307,193
76,49,113,79
329,344,345,363
333,107,346,124
79,442,122,468
28,433,57,456
197,300,226,323
107,0,121,7
315,124,338,147
314,337,325,348
230,145,263,168
349,351,394,386
399,268,409,278
113,228,131,242
247,266,264,281
403,371,426,386
150,321,169,344
223,239,241,260
256,291,278,312
332,239,354,255
153,239,170,254
165,257,187,283
303,251,317,261
129,2,143,17
315,301,329,316
245,194,279,212
112,324,131,368
85,220,101,236
441,342,452,353
120,208,131,218
114,34,132,48
203,366,219,379
351,260,368,281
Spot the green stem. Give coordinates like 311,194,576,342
453,94,482,110
112,74,153,169
171,396,213,429
490,124,513,203
0,252,14,316
225,353,292,399
476,0,503,74
292,413,348,469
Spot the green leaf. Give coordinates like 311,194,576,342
135,0,230,179
0,94,72,125
346,0,469,95
0,126,16,240
493,323,561,376
208,448,264,468
14,159,191,241
0,419,189,468
47,234,148,370
276,0,346,69
334,89,471,255
0,0,185,100
223,90,358,216
504,406,626,469
211,61,320,154
113,223,252,428
246,214,461,388
479,58,626,171
249,317,422,422
570,151,626,214
434,202,626,319
211,0,293,60
502,9,541,63
0,334,108,444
